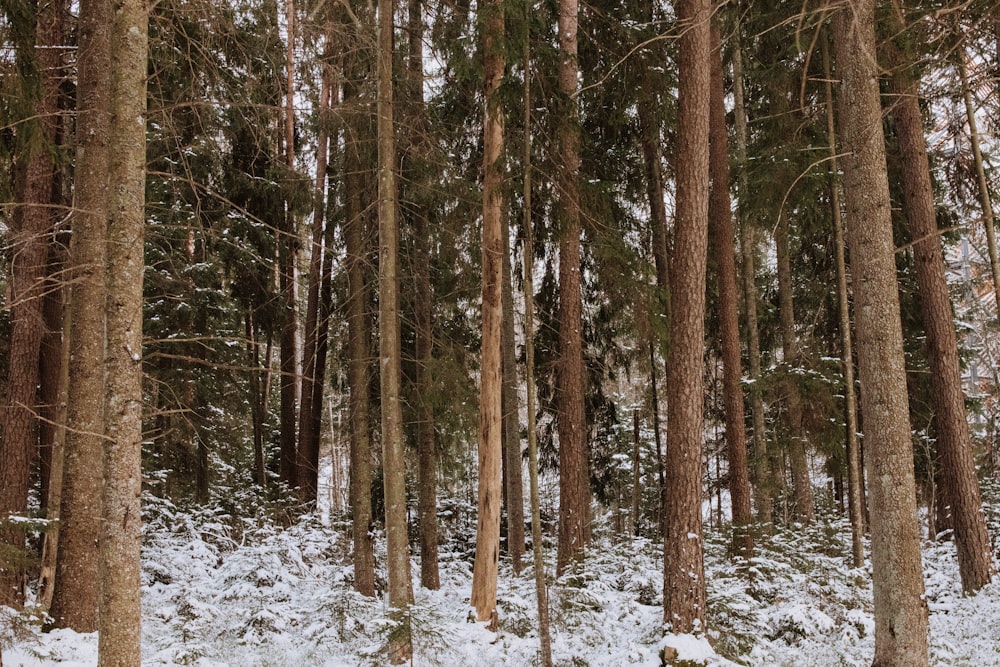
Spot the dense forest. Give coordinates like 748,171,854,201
2,0,1000,663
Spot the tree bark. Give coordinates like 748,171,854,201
471,0,505,624
731,26,772,526
823,41,865,569
377,0,414,655
834,7,929,665
886,25,995,593
662,0,711,633
99,0,147,658
297,50,333,502
555,0,588,576
522,23,553,664
0,0,65,608
344,72,375,597
49,0,111,629
279,0,300,490
709,23,753,559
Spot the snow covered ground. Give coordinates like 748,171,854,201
4,495,1000,666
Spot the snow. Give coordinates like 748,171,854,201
4,499,1000,666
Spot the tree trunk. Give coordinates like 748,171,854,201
0,0,65,608
344,72,375,598
502,215,525,573
377,0,414,655
834,7,929,665
471,0,505,624
709,23,753,559
405,0,440,591
731,26,773,526
555,0,588,576
522,24,553,661
823,41,865,569
886,27,995,593
776,212,814,523
297,51,333,502
279,0,300,490
957,40,1000,317
99,0,146,659
662,0,711,633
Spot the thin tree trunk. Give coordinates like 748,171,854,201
279,0,300,489
405,0,440,591
823,41,864,569
709,23,753,559
957,41,1000,317
471,0,505,624
53,133,108,618
0,0,65,607
522,25,553,662
886,25,995,592
776,212,814,523
345,73,375,597
99,0,147,658
246,310,268,487
377,0,414,655
662,0,711,633
502,215,525,573
297,51,333,502
631,410,641,534
834,7,929,665
38,283,70,611
731,27,772,526
555,0,588,576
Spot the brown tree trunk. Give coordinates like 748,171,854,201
0,0,65,608
555,0,588,576
886,27,995,593
99,0,147,658
279,0,300,490
708,23,753,559
344,70,375,597
776,213,814,523
297,51,333,502
834,7,929,665
731,27,772,526
471,0,505,624
404,0,440,591
823,42,865,569
246,310,268,487
522,26,554,664
50,0,111,629
662,0,711,633
377,0,414,655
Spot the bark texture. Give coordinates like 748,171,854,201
555,0,588,575
471,0,505,623
662,0,711,633
887,33,995,593
99,0,147,659
50,0,111,629
834,8,929,665
709,23,753,558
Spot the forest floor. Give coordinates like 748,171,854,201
5,486,1000,666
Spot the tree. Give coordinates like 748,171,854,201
501,216,525,572
49,0,111,630
885,13,995,593
834,5,929,664
555,0,588,576
708,22,752,558
662,0,711,633
377,0,413,656
0,0,65,608
99,0,147,657
471,0,505,624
